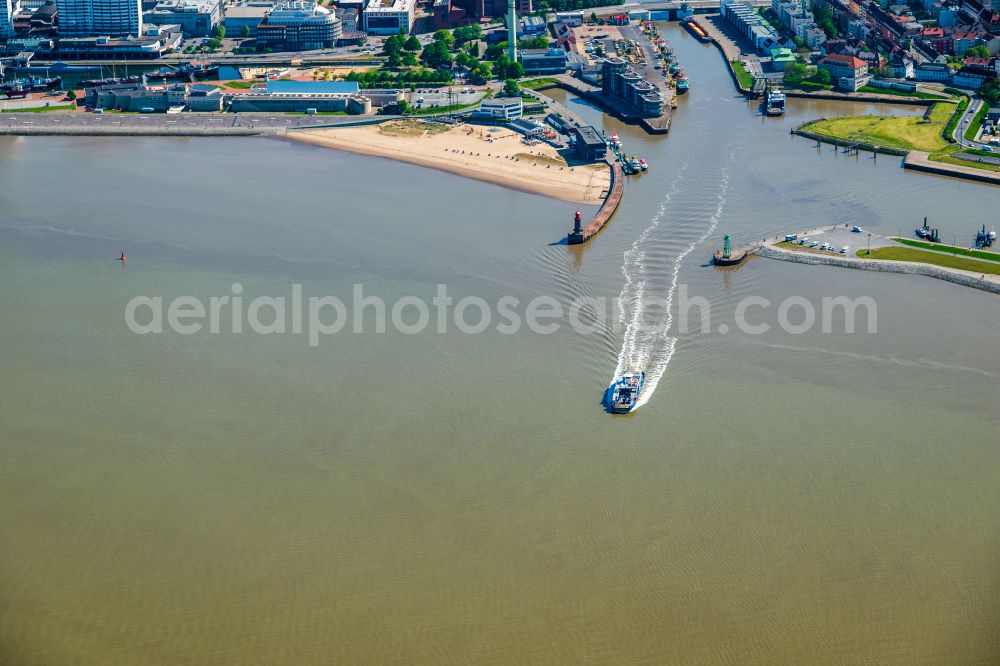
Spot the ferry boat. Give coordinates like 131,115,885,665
765,87,785,116
676,76,689,93
608,372,645,414
625,155,642,171
638,158,648,171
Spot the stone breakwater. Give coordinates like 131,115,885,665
755,245,1000,295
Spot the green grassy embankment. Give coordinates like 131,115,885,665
1,105,76,113
730,61,753,90
799,101,957,153
520,78,559,90
856,85,949,100
928,153,1000,173
891,237,1000,262
856,247,1000,274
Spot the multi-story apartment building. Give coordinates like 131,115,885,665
56,0,143,37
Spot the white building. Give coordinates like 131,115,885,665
804,26,825,49
362,0,413,34
144,0,221,36
57,0,143,36
476,96,523,120
554,10,583,27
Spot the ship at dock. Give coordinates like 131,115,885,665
149,61,219,82
1,75,63,97
765,86,785,116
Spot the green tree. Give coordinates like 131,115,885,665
503,78,521,97
811,1,838,39
468,41,480,57
240,25,251,38
402,51,418,67
494,53,512,79
404,35,421,51
981,78,1000,106
386,51,403,70
66,89,77,100
590,11,598,23
966,44,990,59
433,29,455,48
811,67,831,85
213,24,225,40
421,40,453,68
383,35,403,55
453,24,483,45
518,36,549,49
470,62,492,84
783,61,808,84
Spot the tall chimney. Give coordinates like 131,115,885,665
507,0,517,63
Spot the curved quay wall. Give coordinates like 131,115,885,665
755,246,1000,295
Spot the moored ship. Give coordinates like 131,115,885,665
150,61,219,81
1,75,62,97
765,87,785,115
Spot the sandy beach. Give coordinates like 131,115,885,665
287,120,612,204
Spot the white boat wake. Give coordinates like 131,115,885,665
613,158,733,410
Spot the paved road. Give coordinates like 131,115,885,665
955,97,991,150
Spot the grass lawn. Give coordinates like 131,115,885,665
942,95,968,139
801,101,957,152
928,153,1000,173
224,80,256,89
856,85,949,100
520,78,559,90
964,103,989,142
857,246,1000,274
730,60,753,89
785,80,833,91
961,148,999,158
1,105,76,113
891,237,1000,262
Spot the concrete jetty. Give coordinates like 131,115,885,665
903,151,1000,187
568,157,624,244
754,228,1000,294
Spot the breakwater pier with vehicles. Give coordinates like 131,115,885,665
753,225,1000,294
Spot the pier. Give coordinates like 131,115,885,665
568,156,624,244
